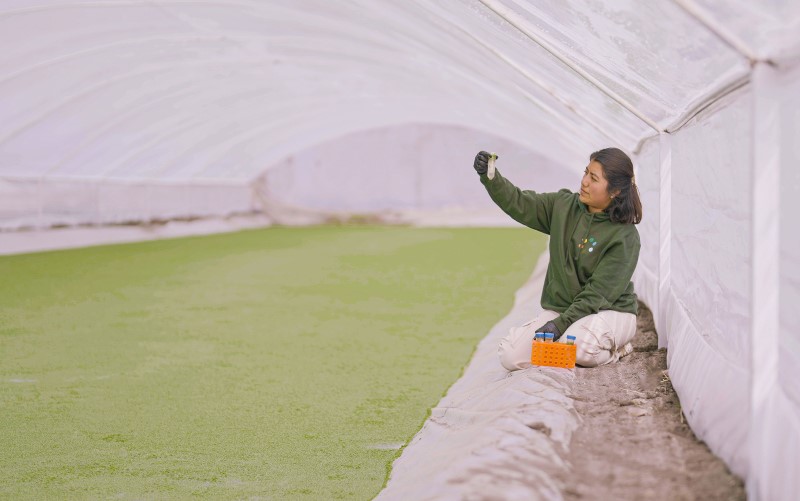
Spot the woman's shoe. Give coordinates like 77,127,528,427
616,342,634,359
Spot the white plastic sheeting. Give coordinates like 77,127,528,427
749,62,800,499
0,177,252,229
631,65,800,500
377,252,580,500
647,86,755,471
778,64,800,421
1,1,799,499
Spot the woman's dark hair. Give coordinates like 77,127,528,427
590,147,642,224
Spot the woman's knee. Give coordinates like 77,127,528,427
567,314,617,367
572,328,615,367
497,311,559,372
499,353,520,372
497,339,524,371
498,334,536,371
575,342,602,367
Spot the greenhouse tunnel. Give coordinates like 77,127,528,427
1,1,799,499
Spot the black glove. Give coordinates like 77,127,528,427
473,151,497,176
535,321,562,341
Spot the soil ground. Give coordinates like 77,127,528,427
557,302,746,500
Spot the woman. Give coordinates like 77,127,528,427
473,148,642,369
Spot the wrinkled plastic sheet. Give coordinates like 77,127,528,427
376,251,581,500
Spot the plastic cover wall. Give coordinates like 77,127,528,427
764,62,800,500
670,90,752,367
779,64,800,422
661,88,753,477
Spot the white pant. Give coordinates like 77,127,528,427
498,309,637,370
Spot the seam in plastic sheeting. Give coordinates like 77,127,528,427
657,133,671,347
412,2,618,150
663,74,751,133
671,0,759,63
748,62,783,501
476,0,662,134
675,0,800,64
778,60,800,441
633,73,751,154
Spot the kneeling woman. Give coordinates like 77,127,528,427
474,148,642,369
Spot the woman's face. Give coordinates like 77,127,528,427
579,160,614,213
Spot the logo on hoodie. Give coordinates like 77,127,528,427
578,237,599,255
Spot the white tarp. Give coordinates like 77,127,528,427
0,177,252,230
376,252,581,500
1,2,798,499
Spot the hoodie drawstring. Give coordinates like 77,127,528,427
573,213,595,261
583,213,595,243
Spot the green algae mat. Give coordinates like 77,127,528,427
0,226,546,499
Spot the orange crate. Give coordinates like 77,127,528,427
531,341,576,368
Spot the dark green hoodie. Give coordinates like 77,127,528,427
480,168,639,334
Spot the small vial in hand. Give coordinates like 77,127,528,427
487,152,498,179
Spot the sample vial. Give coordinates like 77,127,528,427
544,333,554,343
487,152,498,179
534,332,545,342
566,335,576,345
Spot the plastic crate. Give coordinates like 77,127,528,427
531,341,576,368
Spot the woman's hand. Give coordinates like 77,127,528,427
535,321,562,341
473,151,493,176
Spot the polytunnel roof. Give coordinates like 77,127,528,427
0,0,798,183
